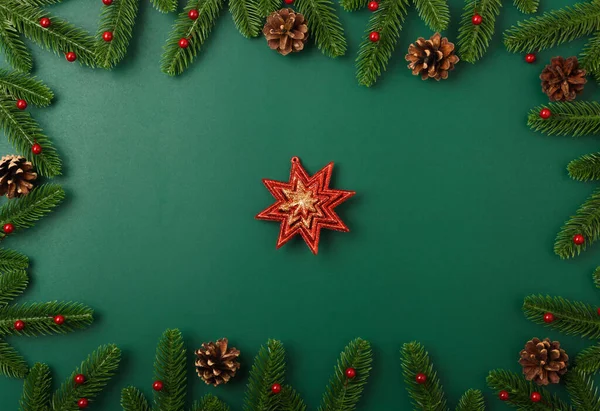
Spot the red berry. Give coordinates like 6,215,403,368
39,17,51,28
66,52,77,62
53,315,65,325
14,320,24,331
472,13,482,25
369,31,380,42
153,380,164,391
179,38,189,48
78,398,89,409
573,234,585,245
74,374,86,385
415,373,427,384
368,1,379,10
525,53,536,63
543,312,555,323
530,392,541,402
284,0,294,4
16,99,27,110
188,9,199,19
271,383,281,394
32,143,42,155
540,108,551,119
102,31,113,42
345,367,356,379
3,223,14,234
597,307,600,316
102,0,113,4
499,390,510,401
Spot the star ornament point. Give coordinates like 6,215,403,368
256,157,355,254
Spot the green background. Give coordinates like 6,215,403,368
0,0,599,408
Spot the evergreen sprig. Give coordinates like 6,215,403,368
259,0,280,17
318,338,372,411
151,0,178,13
554,187,600,258
191,394,230,411
154,329,187,411
0,249,28,273
244,339,287,411
576,344,600,374
457,0,502,63
295,0,347,58
528,102,600,137
566,367,600,409
401,341,448,411
595,267,600,289
0,301,93,336
412,0,449,33
0,69,53,107
0,338,28,378
121,387,151,411
455,389,485,411
581,31,600,80
0,270,28,307
339,0,368,12
95,0,139,69
229,0,262,38
568,153,600,181
19,362,51,410
513,0,538,14
0,18,32,73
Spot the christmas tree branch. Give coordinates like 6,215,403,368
51,344,121,410
19,362,51,411
0,249,28,273
554,187,600,258
95,0,139,69
0,69,53,107
400,341,447,411
595,266,600,289
0,17,32,73
566,368,600,410
356,0,409,87
0,338,27,378
121,386,150,411
151,0,177,13
528,102,600,137
456,389,484,411
191,394,231,411
0,301,93,336
244,339,286,411
568,152,600,182
318,338,372,411
161,0,226,76
513,0,538,15
154,328,187,411
230,0,262,38
504,1,600,53
412,0,449,33
0,270,28,307
576,344,600,374
339,0,368,12
457,0,502,63
580,31,600,81
0,97,61,176
295,0,347,57
280,386,307,411
258,0,280,17
15,0,66,6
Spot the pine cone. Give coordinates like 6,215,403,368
195,338,240,386
263,9,308,56
405,33,459,81
519,337,568,385
540,56,587,102
0,155,37,199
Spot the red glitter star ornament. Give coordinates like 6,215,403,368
256,157,355,254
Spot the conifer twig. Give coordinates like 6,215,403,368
576,344,600,375
554,187,600,258
456,389,485,411
0,17,32,73
295,0,347,57
0,301,93,336
151,0,178,13
568,152,600,182
0,184,65,235
95,0,139,69
457,0,502,63
244,339,287,411
0,338,27,378
191,394,230,411
153,329,187,411
19,362,51,410
566,368,600,410
230,0,262,38
528,102,600,137
412,0,449,33
0,249,28,273
0,69,53,107
400,341,447,411
513,0,538,14
121,386,151,411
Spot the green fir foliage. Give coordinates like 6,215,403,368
0,270,28,307
568,152,600,181
121,387,151,411
259,0,281,17
0,69,53,107
19,362,51,411
281,386,307,411
0,18,32,73
576,344,600,374
595,266,600,289
151,0,178,13
0,184,65,235
318,338,372,411
191,394,230,411
554,187,600,258
457,0,502,63
513,0,538,14
566,368,600,410
0,249,28,274
455,389,485,411
401,341,447,411
153,329,187,411
0,339,28,378
95,0,139,69
528,102,600,137
581,31,600,81
0,301,93,336
229,0,262,38
244,339,287,411
295,0,347,57
412,0,449,33
339,0,368,12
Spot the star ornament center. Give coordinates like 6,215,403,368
256,157,355,254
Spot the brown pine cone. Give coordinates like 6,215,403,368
0,155,37,199
405,33,459,81
540,56,587,101
195,338,240,386
519,338,568,385
263,9,308,56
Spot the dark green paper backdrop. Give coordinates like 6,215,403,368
0,0,598,408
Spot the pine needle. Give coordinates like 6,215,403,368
412,0,450,33
455,389,484,411
576,344,600,375
0,301,93,336
555,188,600,258
0,270,28,307
0,249,28,273
0,184,65,232
0,16,32,73
150,0,177,13
513,0,538,14
121,386,151,411
19,362,51,411
258,0,280,17
229,0,262,38
457,0,502,63
0,339,27,378
95,0,139,69
568,152,600,181
0,69,53,107
339,0,368,12
191,394,231,411
400,342,448,411
528,102,600,137
581,31,600,81
295,0,347,57
566,368,600,410
594,267,600,289
244,339,287,411
153,329,187,411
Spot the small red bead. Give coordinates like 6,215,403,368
39,17,51,28
472,13,482,25
74,374,86,385
188,9,199,19
179,38,189,48
415,373,427,384
16,100,27,110
102,0,113,4
525,53,536,63
573,234,585,245
543,312,555,323
3,223,14,234
368,1,379,10
53,315,65,325
345,367,356,379
284,0,294,4
369,31,380,42
78,398,89,409
271,383,281,394
597,307,600,316
530,392,541,402
66,52,77,62
152,380,164,391
499,390,510,401
14,320,25,331
102,31,113,42
32,143,42,155
540,108,551,119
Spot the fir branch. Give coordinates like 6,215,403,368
457,0,502,63
528,102,600,137
14,0,66,5
160,0,225,76
523,294,600,338
150,0,177,13
487,369,572,410
0,97,61,176
568,152,600,181
412,0,450,33
577,344,600,374
0,270,28,307
51,344,121,410
504,1,600,53
455,389,484,411
595,266,600,289
339,0,368,12
400,342,448,411
0,338,27,378
153,329,186,411
0,17,32,73
0,249,28,273
318,338,372,411
281,386,307,411
229,0,262,38
356,0,409,87
513,0,538,14
258,0,280,17
0,1,97,67
295,0,347,57
566,368,600,410
121,386,150,411
580,31,600,80
95,0,139,69
0,69,53,107
555,188,600,258
244,339,286,411
0,184,65,234
0,301,93,336
191,394,230,411
19,362,51,411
